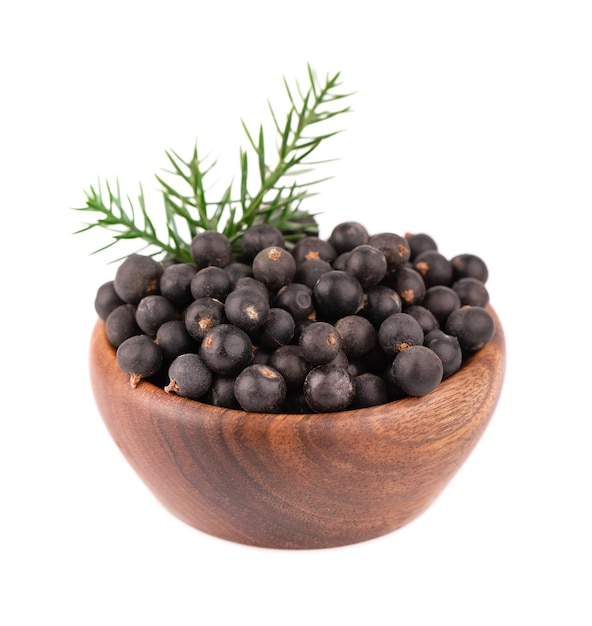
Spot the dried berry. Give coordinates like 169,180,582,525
299,321,342,365
404,305,439,335
351,373,389,408
378,312,424,356
388,266,426,307
303,364,355,412
424,329,462,379
313,270,364,320
445,305,495,354
344,244,388,289
405,232,438,260
203,375,241,409
241,224,285,261
116,334,163,388
156,320,199,364
234,364,287,412
105,304,140,348
328,221,369,254
135,295,176,336
224,262,253,286
292,236,337,266
252,246,296,291
450,253,489,283
160,263,197,306
199,324,253,375
234,277,269,300
367,232,410,273
224,286,270,332
184,297,226,341
452,277,490,307
335,315,376,358
273,283,315,321
413,250,453,288
253,308,295,350
190,266,232,302
388,345,443,397
294,258,332,289
165,353,212,400
114,254,163,305
190,231,233,270
421,285,462,326
95,281,124,320
332,251,351,271
269,345,312,389
362,285,402,327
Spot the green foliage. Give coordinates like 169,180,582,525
74,65,353,262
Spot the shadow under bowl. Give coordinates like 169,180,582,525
89,305,505,550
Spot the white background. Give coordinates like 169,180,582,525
1,1,591,624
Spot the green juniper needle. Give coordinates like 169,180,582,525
74,65,353,262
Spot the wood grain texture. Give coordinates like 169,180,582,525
89,306,505,549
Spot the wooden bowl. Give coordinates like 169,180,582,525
89,306,505,550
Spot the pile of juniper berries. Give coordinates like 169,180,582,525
95,222,495,413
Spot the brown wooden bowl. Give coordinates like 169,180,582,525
89,305,505,550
